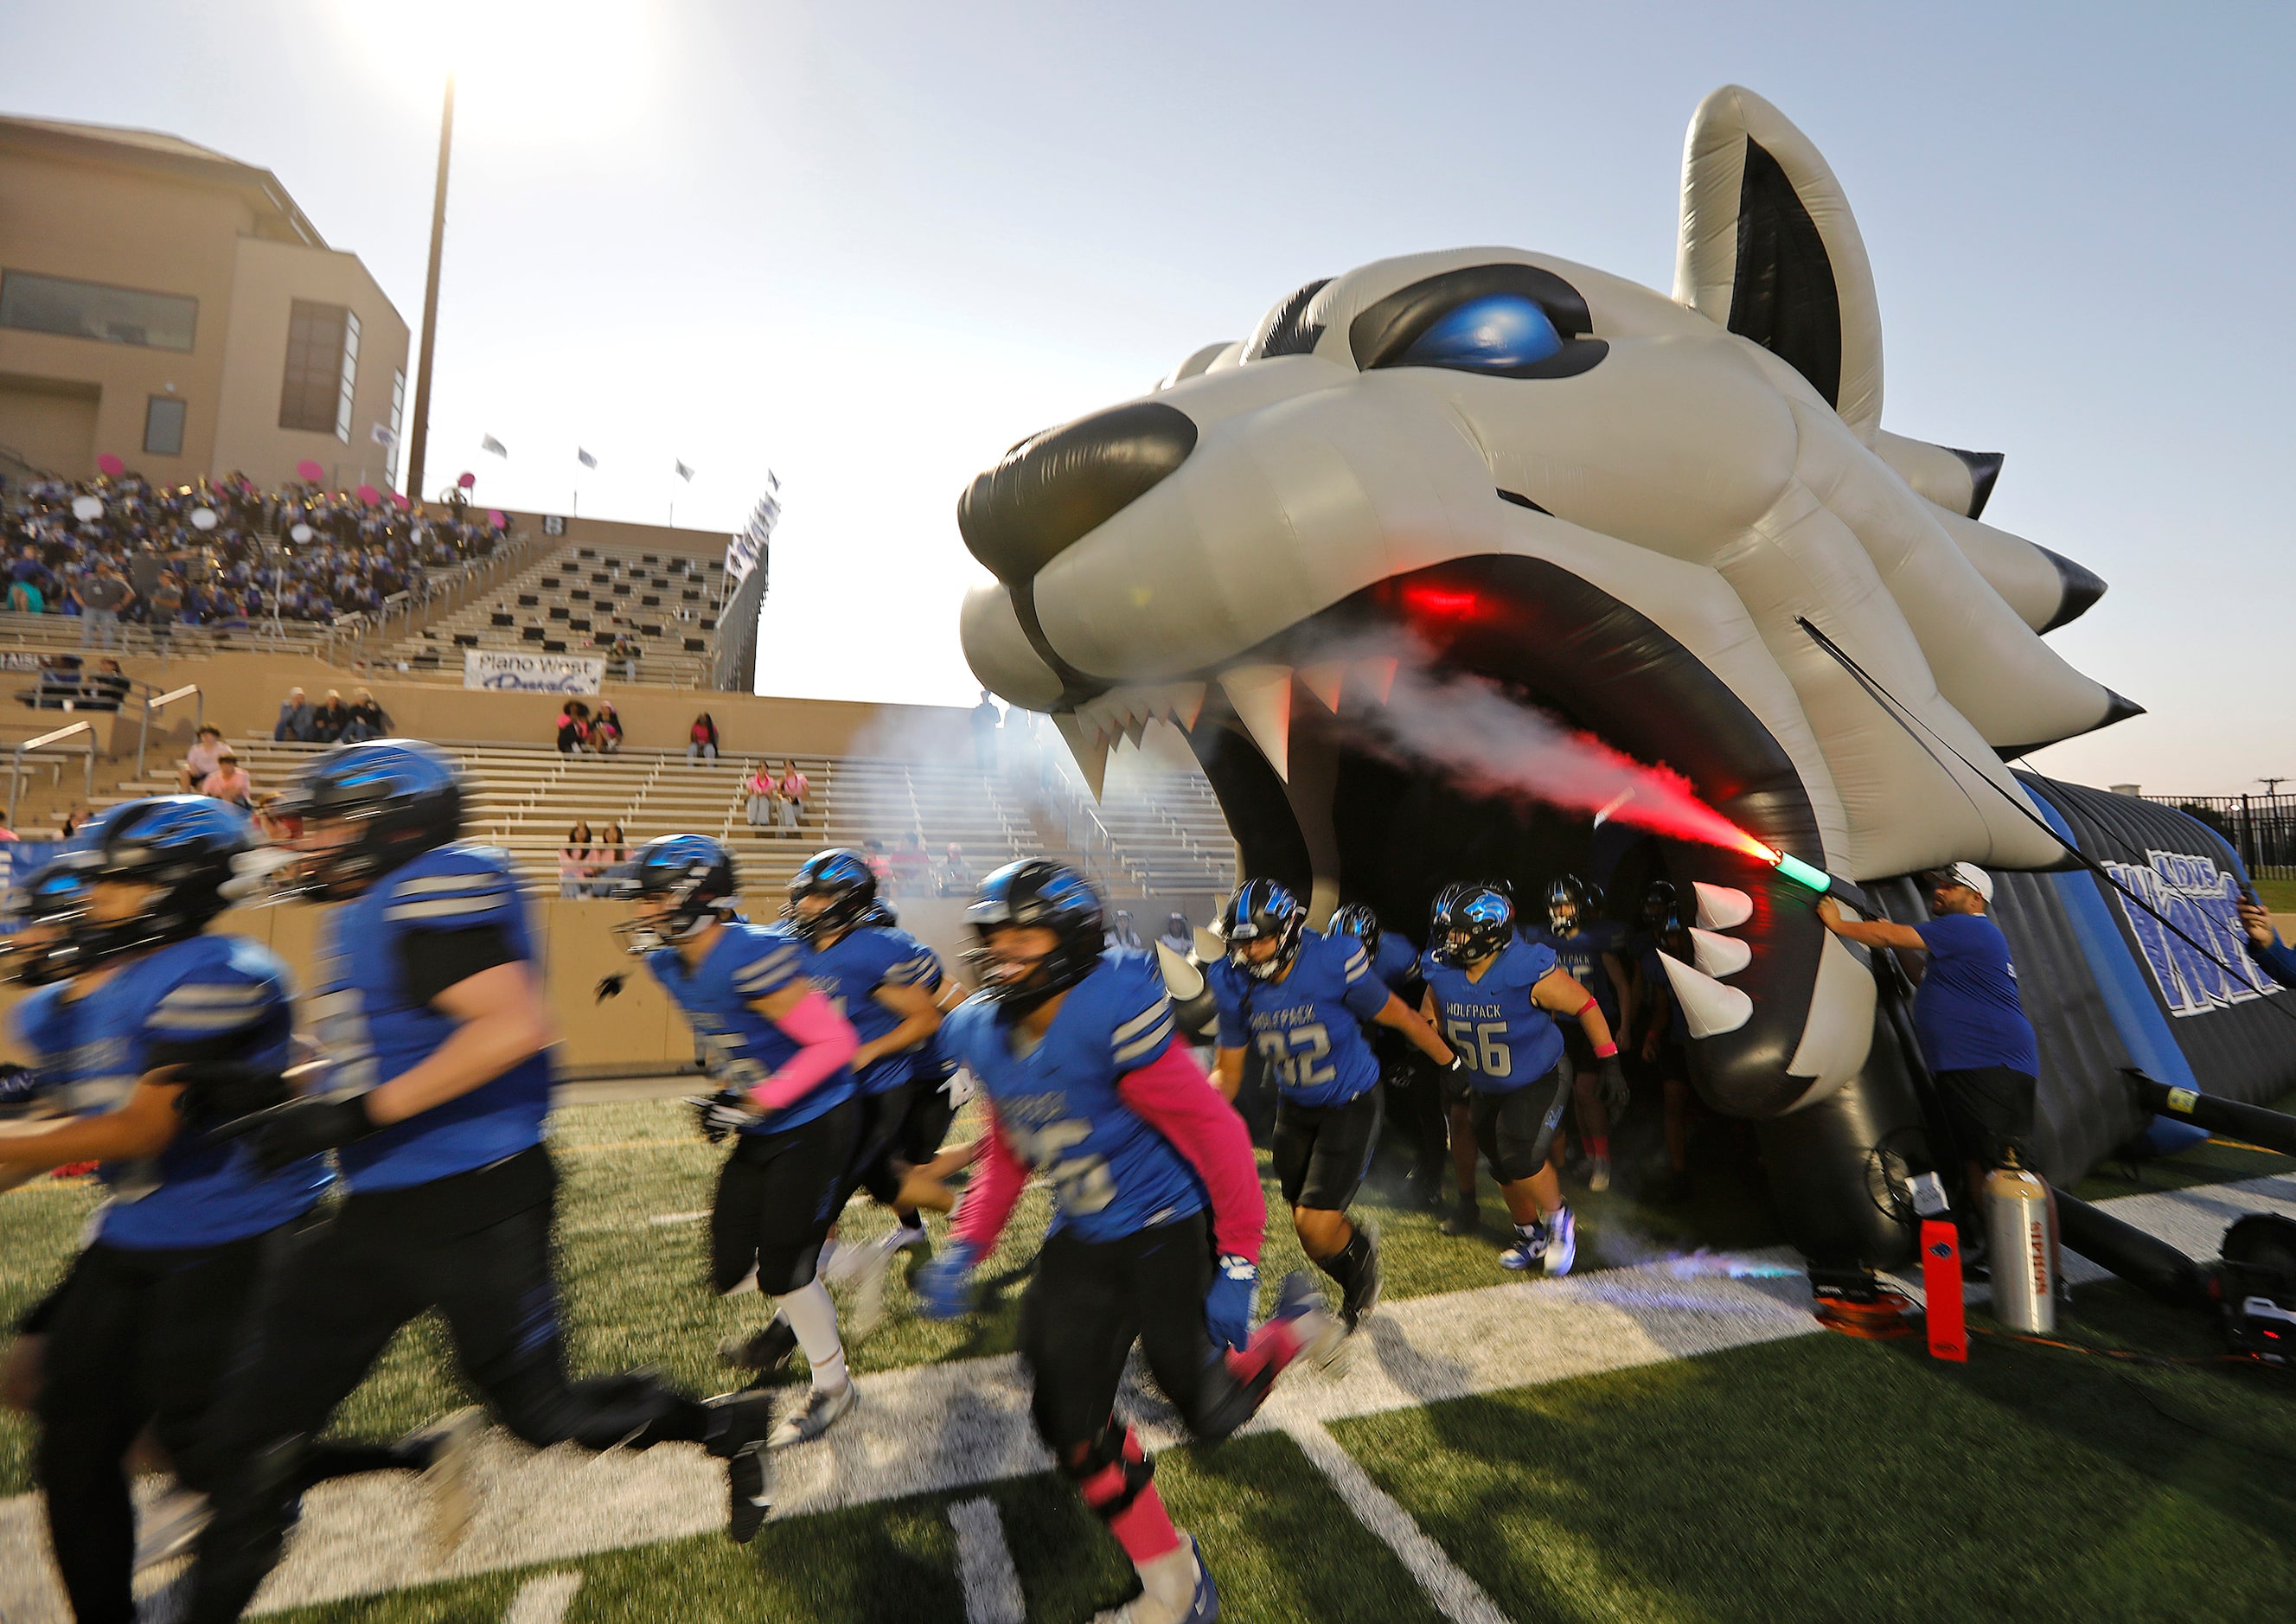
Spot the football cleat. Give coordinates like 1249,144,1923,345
1090,1533,1220,1624
1270,1270,1346,1371
769,1380,859,1449
1441,1195,1480,1237
131,1482,210,1573
1588,1154,1613,1192
1341,1223,1383,1331
702,1390,777,1543
413,1406,485,1556
1544,1205,1578,1276
718,1317,800,1382
883,1217,931,1253
1499,1221,1547,1272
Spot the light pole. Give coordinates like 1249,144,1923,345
405,74,456,507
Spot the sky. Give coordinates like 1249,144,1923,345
4,1,2290,794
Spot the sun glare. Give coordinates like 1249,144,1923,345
334,0,659,143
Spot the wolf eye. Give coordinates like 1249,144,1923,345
1391,294,1562,374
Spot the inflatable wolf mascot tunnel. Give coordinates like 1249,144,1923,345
955,85,2294,1269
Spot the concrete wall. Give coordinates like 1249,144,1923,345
209,235,410,492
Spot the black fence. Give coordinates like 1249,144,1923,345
2141,792,2296,879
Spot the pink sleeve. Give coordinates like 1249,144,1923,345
746,988,859,1111
1116,1044,1267,1264
951,1106,1029,1256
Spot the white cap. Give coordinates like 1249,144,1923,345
1948,861,1993,903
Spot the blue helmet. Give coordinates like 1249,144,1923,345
1328,902,1382,959
964,859,1103,1017
785,848,877,943
1437,884,1515,967
278,738,464,898
1545,875,1589,936
617,834,739,954
5,854,97,985
1218,877,1307,981
49,796,254,975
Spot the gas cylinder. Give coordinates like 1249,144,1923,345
1985,1150,2056,1333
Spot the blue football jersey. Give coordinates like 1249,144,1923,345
1419,934,1566,1094
1371,932,1421,998
943,948,1203,1243
646,920,858,1132
14,933,325,1247
1207,928,1389,1107
317,844,557,1192
1529,922,1624,1022
803,924,943,1096
10,983,69,1103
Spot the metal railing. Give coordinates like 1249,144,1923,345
136,683,201,780
2141,791,2296,879
9,720,95,827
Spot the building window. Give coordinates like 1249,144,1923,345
387,367,406,487
279,300,359,441
0,270,196,351
144,396,187,457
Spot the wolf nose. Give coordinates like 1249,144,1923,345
958,400,1196,584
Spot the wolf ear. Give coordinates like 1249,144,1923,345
1674,86,1883,444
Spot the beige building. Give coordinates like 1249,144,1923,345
0,115,409,492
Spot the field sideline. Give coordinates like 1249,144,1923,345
5,1097,2296,1622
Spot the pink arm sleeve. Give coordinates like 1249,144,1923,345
1116,1044,1267,1263
951,1106,1028,1256
746,988,859,1111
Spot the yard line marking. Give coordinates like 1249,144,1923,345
1281,1416,1514,1624
4,1173,2289,1622
502,1570,583,1624
946,1497,1026,1624
649,1210,707,1225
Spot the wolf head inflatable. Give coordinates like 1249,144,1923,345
957,86,2164,1259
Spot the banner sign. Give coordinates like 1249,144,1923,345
726,472,780,591
2101,848,2282,1017
0,653,44,671
463,649,604,694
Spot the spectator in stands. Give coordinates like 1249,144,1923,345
31,655,80,709
555,700,591,755
938,842,971,897
274,687,314,742
341,687,390,743
891,831,931,897
74,561,133,649
687,712,719,764
560,820,597,899
89,658,130,710
1159,912,1194,956
309,690,350,745
200,746,253,809
744,762,777,830
8,572,42,615
591,702,623,755
598,822,629,892
1109,911,1143,950
128,541,163,605
0,811,16,843
148,572,184,649
776,759,807,834
58,803,91,840
970,689,1001,770
176,724,226,793
611,630,640,684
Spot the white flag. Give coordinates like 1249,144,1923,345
481,434,508,457
675,460,694,482
371,422,397,447
577,447,598,469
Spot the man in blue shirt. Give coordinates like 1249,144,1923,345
1529,876,1633,1193
1209,880,1458,1330
183,745,779,1624
2238,896,2296,988
1820,862,2043,1211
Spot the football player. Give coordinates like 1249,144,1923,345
1327,903,1448,1212
624,834,867,1449
783,851,946,1291
182,747,779,1624
916,860,1339,1624
1530,876,1632,1191
1631,895,1698,1202
1208,879,1458,1331
1421,884,1623,1273
0,802,470,1622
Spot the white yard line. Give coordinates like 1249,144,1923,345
946,1497,1026,1624
1281,1416,1516,1624
2,1173,2288,1623
502,1570,583,1624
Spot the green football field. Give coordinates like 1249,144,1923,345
5,1096,2296,1624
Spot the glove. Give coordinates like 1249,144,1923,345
688,1088,753,1144
1446,1052,1472,1081
1598,1054,1630,1117
0,1063,40,1112
166,1063,291,1129
914,1239,982,1320
208,1093,378,1174
1205,1253,1258,1352
595,973,626,1003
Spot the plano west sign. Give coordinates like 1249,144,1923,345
462,649,605,694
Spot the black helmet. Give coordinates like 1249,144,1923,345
1219,878,1308,982
1545,875,1589,935
5,854,96,986
1641,879,1680,930
275,738,464,899
785,848,878,943
1328,902,1382,959
1425,882,1468,963
48,796,253,975
964,859,1104,1018
617,834,739,954
1440,884,1516,966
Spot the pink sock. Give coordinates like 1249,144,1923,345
1078,1432,1180,1563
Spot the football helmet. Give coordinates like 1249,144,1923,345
1441,885,1516,967
1218,878,1308,981
1327,902,1382,959
784,849,879,944
48,796,253,975
963,859,1103,1019
618,834,740,954
1545,875,1589,936
274,738,464,900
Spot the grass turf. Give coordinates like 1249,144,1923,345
2252,877,2296,914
